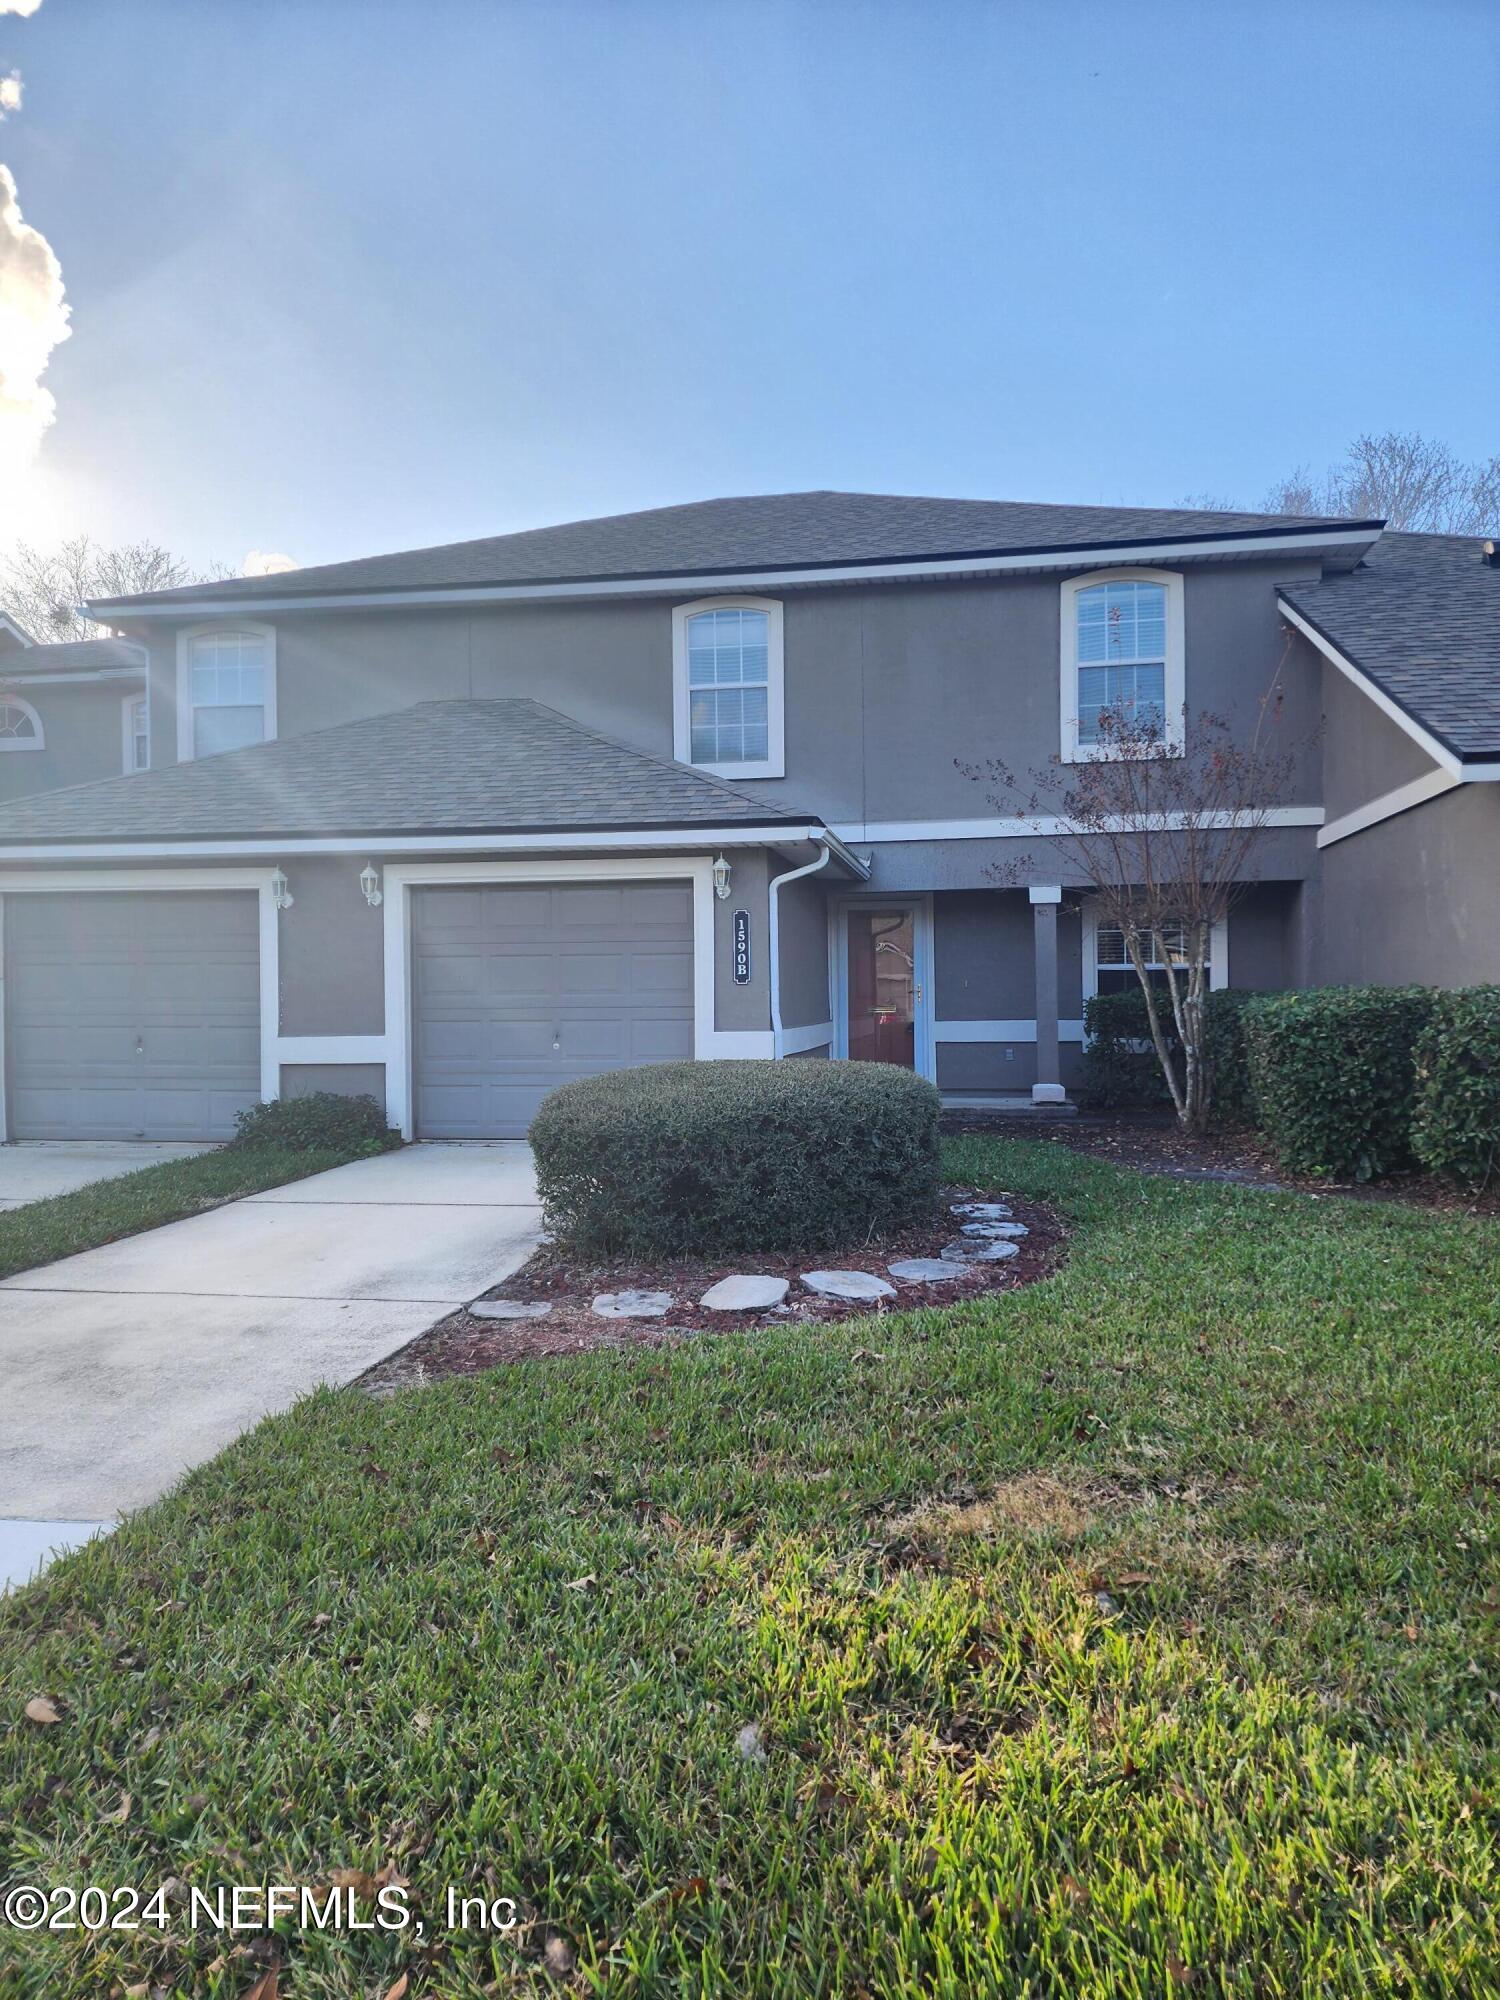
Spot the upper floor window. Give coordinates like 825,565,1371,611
1061,569,1184,761
0,696,43,750
123,694,148,773
176,624,277,761
672,597,784,779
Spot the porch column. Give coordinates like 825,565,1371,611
1029,885,1066,1104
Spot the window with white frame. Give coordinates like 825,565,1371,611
178,626,275,760
1093,921,1205,995
672,598,784,778
0,696,43,749
1061,569,1184,761
123,694,149,772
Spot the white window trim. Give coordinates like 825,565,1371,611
121,692,149,774
672,596,785,780
1060,569,1185,764
0,694,44,751
175,621,277,763
1081,900,1227,1003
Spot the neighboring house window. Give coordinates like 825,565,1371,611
1061,569,1184,761
0,696,44,750
672,597,785,778
176,624,277,760
123,694,149,773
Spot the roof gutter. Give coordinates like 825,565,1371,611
88,524,1384,621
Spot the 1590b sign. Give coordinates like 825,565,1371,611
732,909,751,985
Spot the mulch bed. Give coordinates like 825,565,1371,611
952,1111,1500,1217
358,1184,1066,1392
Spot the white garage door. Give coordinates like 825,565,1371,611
412,881,694,1138
5,892,262,1141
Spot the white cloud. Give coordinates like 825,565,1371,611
0,74,21,118
0,163,70,481
0,2,45,16
242,549,299,576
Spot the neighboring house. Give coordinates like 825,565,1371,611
0,615,149,801
0,492,1494,1144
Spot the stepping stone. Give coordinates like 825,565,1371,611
888,1258,969,1283
960,1220,1029,1239
469,1299,552,1320
700,1274,790,1310
940,1238,1020,1264
592,1289,674,1319
951,1202,1012,1220
801,1269,896,1301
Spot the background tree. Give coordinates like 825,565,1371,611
0,536,233,642
1261,431,1500,534
961,663,1303,1134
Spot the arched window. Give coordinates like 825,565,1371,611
672,598,784,778
176,624,277,760
1060,570,1184,761
0,695,44,750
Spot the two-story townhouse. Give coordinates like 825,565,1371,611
0,492,1494,1143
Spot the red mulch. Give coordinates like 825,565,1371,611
955,1112,1500,1217
358,1185,1065,1392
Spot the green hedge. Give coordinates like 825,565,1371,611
1079,986,1261,1125
1412,987,1500,1189
530,1060,942,1258
229,1091,400,1156
1243,987,1436,1181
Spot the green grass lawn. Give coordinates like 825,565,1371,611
0,1147,378,1282
2,1139,1496,1998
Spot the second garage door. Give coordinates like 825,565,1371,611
6,891,262,1141
412,881,695,1138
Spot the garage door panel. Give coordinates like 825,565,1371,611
412,880,696,1139
7,892,261,1141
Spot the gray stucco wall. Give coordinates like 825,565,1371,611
1,679,141,799
1310,783,1500,987
776,870,832,1030
1319,653,1436,821
277,856,386,1036
714,848,771,1033
281,1062,386,1107
132,559,1325,840
930,891,1083,1094
1227,883,1294,990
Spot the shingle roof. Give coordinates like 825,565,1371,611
91,490,1372,608
0,699,811,844
1280,533,1500,762
0,636,145,674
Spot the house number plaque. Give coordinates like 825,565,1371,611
732,909,751,985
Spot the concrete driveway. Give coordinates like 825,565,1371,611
0,1140,215,1208
0,1142,542,1589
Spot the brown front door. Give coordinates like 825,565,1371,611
846,907,917,1067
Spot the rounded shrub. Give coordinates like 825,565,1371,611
1243,986,1436,1180
1079,985,1262,1125
529,1060,942,1258
229,1091,400,1156
1412,986,1500,1189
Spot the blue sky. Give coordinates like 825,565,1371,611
2,0,1497,571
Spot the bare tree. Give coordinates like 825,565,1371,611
961,662,1303,1134
0,536,233,642
1262,431,1500,535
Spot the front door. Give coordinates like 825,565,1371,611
844,904,919,1068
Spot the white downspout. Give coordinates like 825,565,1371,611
768,838,833,1059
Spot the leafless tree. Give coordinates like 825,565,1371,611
0,536,233,641
960,660,1304,1134
1261,431,1500,535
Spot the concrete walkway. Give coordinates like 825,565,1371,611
0,1140,215,1209
0,1142,541,1590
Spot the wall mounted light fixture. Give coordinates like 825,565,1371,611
271,866,294,911
712,854,732,901
360,863,384,908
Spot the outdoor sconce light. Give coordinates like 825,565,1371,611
360,863,384,908
712,854,732,901
271,866,294,912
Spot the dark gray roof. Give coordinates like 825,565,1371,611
92,490,1373,609
1280,533,1500,762
0,636,145,674
0,699,811,844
